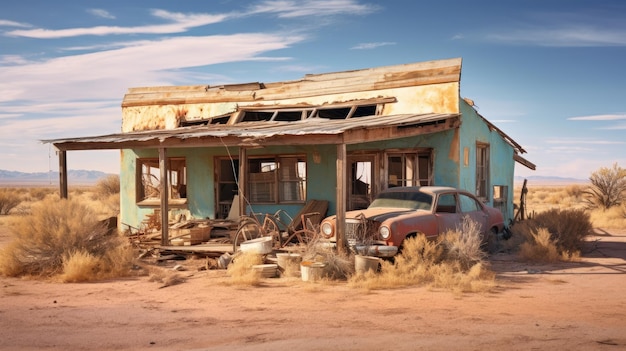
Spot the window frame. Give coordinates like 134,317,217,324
386,149,433,187
136,157,187,206
247,155,307,204
476,143,490,201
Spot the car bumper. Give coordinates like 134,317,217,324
319,242,398,258
354,245,398,258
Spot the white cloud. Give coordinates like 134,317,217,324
0,19,31,28
5,10,229,38
87,9,116,20
568,113,626,121
490,119,517,124
5,2,378,39
546,138,625,145
0,33,304,104
0,55,31,65
351,42,396,50
487,26,626,47
246,0,378,18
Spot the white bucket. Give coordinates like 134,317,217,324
276,253,302,277
354,255,380,274
300,261,326,282
252,264,278,278
239,236,273,254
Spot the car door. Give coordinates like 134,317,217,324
434,192,462,235
458,192,489,234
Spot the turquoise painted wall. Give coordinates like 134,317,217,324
120,144,339,229
345,129,460,187
119,110,515,227
458,100,515,222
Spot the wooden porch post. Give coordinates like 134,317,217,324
159,147,169,246
58,150,68,199
238,147,247,217
336,143,347,254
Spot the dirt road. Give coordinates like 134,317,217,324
1,226,625,351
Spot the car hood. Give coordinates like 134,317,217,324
343,207,425,222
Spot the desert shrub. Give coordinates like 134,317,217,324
349,218,494,293
94,174,120,199
510,208,592,260
0,197,133,279
439,217,487,270
518,228,561,263
0,188,22,215
566,184,585,198
28,187,57,201
584,163,626,209
588,205,626,229
225,252,265,286
302,235,354,280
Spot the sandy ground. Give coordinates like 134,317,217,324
1,225,625,351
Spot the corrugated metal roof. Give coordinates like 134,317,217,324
43,113,459,150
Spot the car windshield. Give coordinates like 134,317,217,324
368,190,433,210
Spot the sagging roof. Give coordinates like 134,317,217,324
122,58,463,107
43,113,461,151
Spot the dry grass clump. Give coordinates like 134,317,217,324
518,228,561,263
0,188,22,215
510,208,592,262
302,236,354,280
225,252,265,286
94,175,120,198
589,205,626,229
0,197,133,281
349,218,495,293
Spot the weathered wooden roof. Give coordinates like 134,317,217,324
43,113,460,151
122,58,463,107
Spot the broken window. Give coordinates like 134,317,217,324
348,156,375,210
238,101,382,123
476,143,490,200
387,150,433,187
493,185,508,218
136,158,186,204
179,113,232,126
248,155,306,204
216,157,239,219
241,111,274,122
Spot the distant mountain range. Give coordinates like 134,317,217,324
0,169,585,186
0,169,115,185
514,175,588,185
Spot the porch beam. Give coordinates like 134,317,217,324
238,147,247,217
58,150,68,199
159,147,169,246
336,143,347,254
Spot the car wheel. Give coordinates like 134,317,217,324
484,227,500,254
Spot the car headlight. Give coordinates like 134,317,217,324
320,222,334,239
379,225,391,239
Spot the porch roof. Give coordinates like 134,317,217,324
43,113,461,151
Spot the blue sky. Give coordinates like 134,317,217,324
1,0,625,179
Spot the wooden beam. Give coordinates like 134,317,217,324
238,147,247,217
58,150,68,199
336,143,347,254
159,147,169,246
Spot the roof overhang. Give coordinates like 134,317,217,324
42,113,460,151
514,154,536,170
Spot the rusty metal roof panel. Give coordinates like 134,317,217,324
43,113,459,150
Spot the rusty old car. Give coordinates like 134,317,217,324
319,186,506,257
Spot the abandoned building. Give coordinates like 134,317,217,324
44,57,535,247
